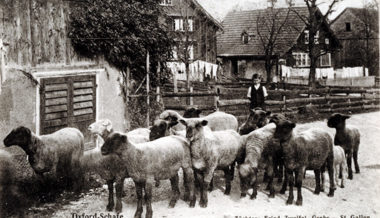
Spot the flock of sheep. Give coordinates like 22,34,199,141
0,108,361,218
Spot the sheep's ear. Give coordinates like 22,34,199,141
265,111,272,116
179,119,187,126
250,109,255,114
120,134,128,143
195,109,202,116
201,120,208,126
169,120,178,127
290,122,296,129
342,115,351,120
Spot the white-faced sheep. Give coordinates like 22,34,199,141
3,126,84,193
238,123,276,199
101,132,195,217
273,120,335,206
238,108,272,135
327,113,360,180
179,118,245,207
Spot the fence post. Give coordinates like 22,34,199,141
282,94,286,112
189,86,193,106
214,87,219,111
326,87,331,112
156,86,160,103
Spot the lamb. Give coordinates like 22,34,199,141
179,118,245,207
238,108,272,135
3,126,84,193
327,113,360,180
273,120,335,206
86,119,151,211
238,123,277,199
332,145,347,188
101,132,195,217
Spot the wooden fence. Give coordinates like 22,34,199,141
160,82,380,124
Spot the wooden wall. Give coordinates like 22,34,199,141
0,0,87,67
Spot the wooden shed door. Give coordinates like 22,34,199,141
40,75,96,150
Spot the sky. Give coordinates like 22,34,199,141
197,0,377,22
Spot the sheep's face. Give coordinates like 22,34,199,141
183,108,202,118
327,113,350,128
274,120,296,142
180,119,208,141
268,113,287,125
149,119,178,141
101,132,127,155
88,119,112,136
3,126,32,151
239,109,271,135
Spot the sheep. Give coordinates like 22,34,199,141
332,145,347,188
88,119,150,145
238,108,272,135
327,113,360,180
273,120,335,206
179,118,245,208
86,119,151,212
3,126,84,193
0,150,23,217
101,132,196,217
238,123,277,199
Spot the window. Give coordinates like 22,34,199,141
314,31,319,44
304,30,309,44
320,53,331,67
173,18,193,31
171,45,194,60
346,22,351,31
325,38,329,45
292,52,310,67
160,0,172,6
172,46,178,59
241,31,249,44
188,45,194,60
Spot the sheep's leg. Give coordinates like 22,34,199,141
280,170,288,194
346,150,353,180
320,165,325,192
223,165,234,195
286,169,294,205
341,164,345,188
200,167,216,208
327,155,335,197
278,162,284,183
266,156,275,198
208,177,214,192
115,178,124,214
183,168,196,207
250,171,258,199
106,179,115,211
314,169,321,195
134,182,144,218
334,165,339,189
144,181,153,218
195,171,207,208
353,150,360,174
169,174,180,208
295,169,303,206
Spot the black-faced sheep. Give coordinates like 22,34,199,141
101,132,195,217
238,123,276,199
327,113,360,180
273,120,335,206
238,108,272,135
3,126,84,193
86,119,152,211
179,118,245,207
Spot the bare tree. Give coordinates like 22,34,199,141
289,0,340,88
256,0,291,83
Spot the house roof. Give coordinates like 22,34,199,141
163,0,223,30
217,7,312,57
331,7,379,35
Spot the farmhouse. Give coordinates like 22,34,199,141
330,7,379,77
217,7,341,81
